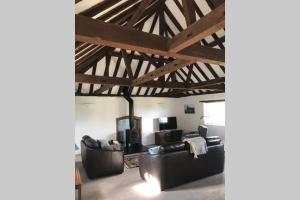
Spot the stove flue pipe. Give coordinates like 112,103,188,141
122,87,134,130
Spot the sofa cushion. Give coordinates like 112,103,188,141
98,139,113,150
206,136,221,146
181,132,200,140
82,136,99,149
159,142,186,153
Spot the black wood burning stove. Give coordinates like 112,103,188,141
115,87,148,155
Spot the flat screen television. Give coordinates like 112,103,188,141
157,117,177,130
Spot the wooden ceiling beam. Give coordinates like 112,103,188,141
75,46,108,73
93,2,152,94
207,0,225,8
168,3,225,53
76,74,224,90
88,64,97,94
96,0,138,21
158,85,224,96
94,84,114,95
131,59,194,86
121,50,134,79
79,0,121,18
182,0,196,26
76,93,181,98
126,0,154,27
75,15,225,65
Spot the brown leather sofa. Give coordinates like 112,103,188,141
139,142,225,190
80,136,124,179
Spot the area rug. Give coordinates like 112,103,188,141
124,153,148,168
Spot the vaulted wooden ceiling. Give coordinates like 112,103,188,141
75,0,225,98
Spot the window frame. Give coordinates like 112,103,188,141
202,100,225,126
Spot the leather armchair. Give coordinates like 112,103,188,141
81,139,124,179
139,144,225,190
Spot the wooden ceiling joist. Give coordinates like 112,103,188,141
131,59,194,86
168,3,225,53
75,74,225,90
75,0,225,97
126,0,154,27
182,0,196,26
75,15,225,65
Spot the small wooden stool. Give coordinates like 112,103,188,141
75,169,82,200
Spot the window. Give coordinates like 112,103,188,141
203,102,225,126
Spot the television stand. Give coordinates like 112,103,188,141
155,129,183,145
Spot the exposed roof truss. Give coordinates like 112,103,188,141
75,0,225,98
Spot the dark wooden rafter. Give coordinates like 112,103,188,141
181,0,196,26
151,4,167,96
94,54,111,95
177,67,197,95
171,2,224,81
75,15,225,65
75,44,98,61
121,50,134,79
76,83,82,95
172,0,224,50
192,0,225,49
96,1,139,21
168,3,225,53
128,57,144,94
75,46,111,73
126,0,154,27
76,89,223,98
131,59,194,86
75,43,90,53
88,63,97,94
135,9,160,96
117,25,146,95
111,0,161,26
117,50,136,95
79,0,121,18
75,1,160,76
204,63,220,78
186,65,193,83
163,4,221,82
75,0,225,97
206,0,225,9
95,0,154,95
162,3,207,95
136,59,152,95
76,74,225,90
194,63,209,81
158,87,224,97
179,0,200,96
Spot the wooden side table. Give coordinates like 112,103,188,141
75,169,82,200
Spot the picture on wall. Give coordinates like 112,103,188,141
184,104,195,114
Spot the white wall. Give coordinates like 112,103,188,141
175,93,226,141
75,96,181,146
75,93,225,147
75,97,127,146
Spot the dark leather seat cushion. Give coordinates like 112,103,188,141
159,142,187,153
206,136,221,146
